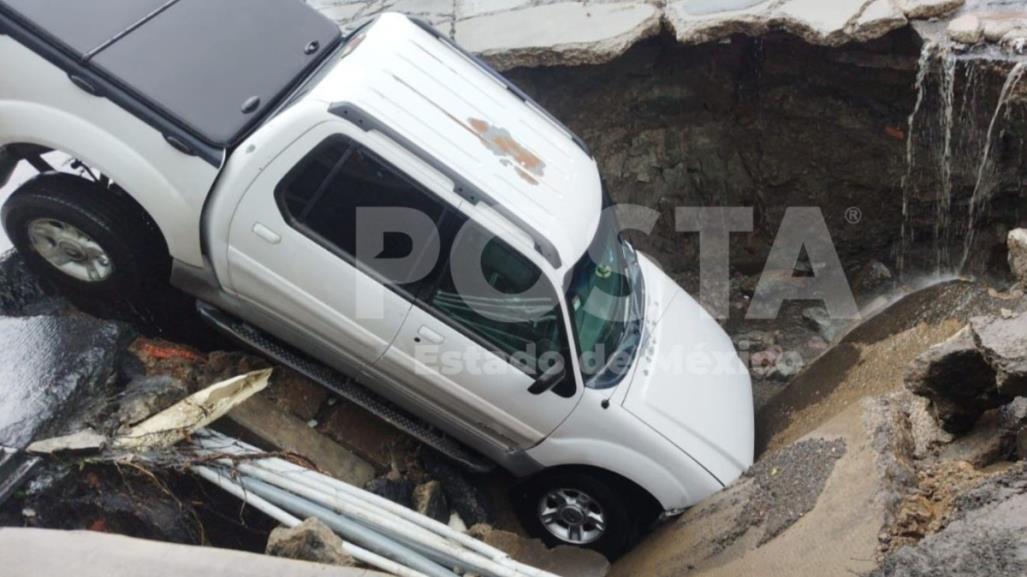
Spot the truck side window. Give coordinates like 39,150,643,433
427,220,574,395
276,136,446,296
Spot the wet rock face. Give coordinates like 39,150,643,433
870,463,1027,577
0,314,132,448
509,31,922,276
265,518,355,567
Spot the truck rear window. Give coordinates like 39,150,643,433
276,136,446,295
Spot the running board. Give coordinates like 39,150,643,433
196,302,495,474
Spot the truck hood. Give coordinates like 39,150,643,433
622,259,754,485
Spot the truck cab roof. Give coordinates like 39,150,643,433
0,0,340,156
308,14,603,272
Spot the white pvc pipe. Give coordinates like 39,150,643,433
193,465,301,527
237,476,459,577
194,432,560,577
235,462,458,553
193,465,432,577
195,434,513,562
237,463,557,577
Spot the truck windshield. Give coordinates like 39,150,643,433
566,211,644,389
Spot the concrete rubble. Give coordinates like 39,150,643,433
266,518,358,567
905,325,1002,432
307,0,968,69
112,369,271,450
1009,228,1027,288
906,312,1027,432
947,7,1027,45
115,375,189,427
971,313,1027,397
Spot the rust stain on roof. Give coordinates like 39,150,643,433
466,117,546,183
514,166,539,186
392,73,546,186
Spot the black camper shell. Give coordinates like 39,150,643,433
0,0,342,165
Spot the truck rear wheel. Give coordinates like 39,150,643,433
2,173,169,301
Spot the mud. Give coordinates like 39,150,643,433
742,438,847,545
757,279,1027,454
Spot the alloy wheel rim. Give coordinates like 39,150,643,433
27,218,113,283
538,487,607,545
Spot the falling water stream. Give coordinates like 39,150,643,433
899,35,1027,278
937,51,957,272
959,60,1027,271
899,42,936,277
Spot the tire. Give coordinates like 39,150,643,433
514,470,640,560
2,172,169,302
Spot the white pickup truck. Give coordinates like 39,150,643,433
0,0,753,557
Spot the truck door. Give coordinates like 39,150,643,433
225,126,446,374
368,213,583,451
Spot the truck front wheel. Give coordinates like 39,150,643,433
2,173,169,301
513,470,641,560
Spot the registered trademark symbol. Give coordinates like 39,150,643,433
845,207,862,225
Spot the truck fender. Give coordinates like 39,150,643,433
0,37,221,267
527,435,723,511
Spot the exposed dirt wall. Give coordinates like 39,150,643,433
509,30,1027,282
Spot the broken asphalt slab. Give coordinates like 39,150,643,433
311,0,968,70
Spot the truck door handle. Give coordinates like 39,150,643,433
416,326,444,344
252,223,281,245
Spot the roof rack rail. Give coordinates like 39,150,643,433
331,102,563,269
408,17,592,158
